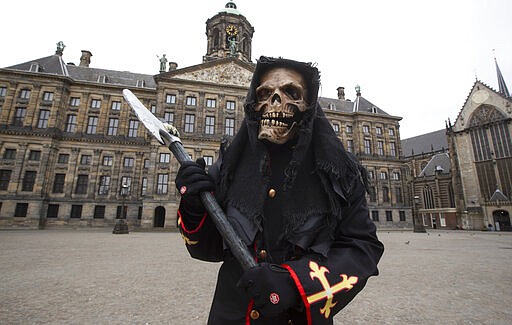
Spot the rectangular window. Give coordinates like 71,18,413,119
3,149,16,159
157,174,169,194
52,173,65,193
166,94,176,104
186,96,197,106
86,116,98,134
376,126,382,135
75,175,88,194
377,141,384,156
123,157,134,167
15,203,29,217
364,139,371,154
390,142,396,157
205,116,215,135
164,112,174,124
371,210,379,222
346,140,353,153
120,176,132,194
150,104,156,114
206,98,216,108
70,205,82,218
159,153,170,163
47,204,59,218
0,170,12,190
65,115,77,132
13,107,26,126
389,128,395,136
225,118,234,136
19,89,31,100
346,125,353,134
103,155,113,166
368,170,374,179
363,125,370,134
184,114,195,133
0,86,7,97
107,118,119,136
226,100,235,110
144,159,150,169
90,99,101,109
141,177,148,195
111,101,121,110
386,210,393,222
57,154,69,164
399,210,406,222
42,91,54,102
80,155,91,165
94,205,106,219
395,187,403,203
128,120,139,137
382,186,390,203
369,186,377,202
70,97,80,107
380,171,387,180
333,124,340,133
98,176,111,195
22,171,37,191
392,171,400,180
28,150,41,161
204,156,213,166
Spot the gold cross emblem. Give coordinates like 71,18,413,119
306,261,358,318
178,217,199,245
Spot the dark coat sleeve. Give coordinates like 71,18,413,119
282,177,384,325
177,200,224,262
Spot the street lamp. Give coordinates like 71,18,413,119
113,183,129,234
413,195,426,233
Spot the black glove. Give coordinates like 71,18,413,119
238,263,301,318
175,158,215,213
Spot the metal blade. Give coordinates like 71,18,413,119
123,89,180,145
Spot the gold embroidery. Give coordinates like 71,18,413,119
306,261,358,318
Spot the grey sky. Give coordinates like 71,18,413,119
1,0,510,139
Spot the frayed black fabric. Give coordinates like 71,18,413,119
216,56,367,239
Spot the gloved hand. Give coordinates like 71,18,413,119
238,263,301,318
175,158,215,213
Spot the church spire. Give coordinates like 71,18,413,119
494,53,510,98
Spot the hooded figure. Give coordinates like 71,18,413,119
175,56,384,325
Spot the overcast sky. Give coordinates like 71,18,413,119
1,0,510,139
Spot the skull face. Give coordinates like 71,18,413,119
255,67,309,144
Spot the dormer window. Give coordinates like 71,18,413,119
371,106,378,113
97,75,107,83
29,63,40,72
136,80,145,88
328,103,335,110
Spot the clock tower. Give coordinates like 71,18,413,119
203,1,254,63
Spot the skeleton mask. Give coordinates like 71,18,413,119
255,67,309,144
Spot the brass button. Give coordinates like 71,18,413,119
250,309,260,320
268,188,276,198
258,249,267,259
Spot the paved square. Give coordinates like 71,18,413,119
0,229,510,324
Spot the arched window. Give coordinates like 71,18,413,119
423,186,435,209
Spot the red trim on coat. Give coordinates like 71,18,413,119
245,299,254,325
282,264,312,325
177,210,207,234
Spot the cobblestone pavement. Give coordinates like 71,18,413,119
0,229,511,325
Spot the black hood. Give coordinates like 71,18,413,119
217,56,367,239
244,56,321,122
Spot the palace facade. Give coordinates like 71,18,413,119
0,2,412,230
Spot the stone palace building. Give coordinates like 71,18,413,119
0,2,417,230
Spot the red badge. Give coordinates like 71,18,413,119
269,292,280,305
180,186,187,195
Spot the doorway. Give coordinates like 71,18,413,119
493,210,511,231
154,206,165,227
